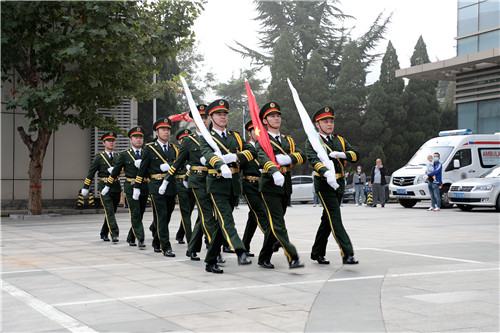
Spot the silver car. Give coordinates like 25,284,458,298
448,165,500,211
291,175,314,204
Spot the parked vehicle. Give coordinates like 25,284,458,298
291,175,314,204
342,185,355,203
448,165,500,211
389,129,500,208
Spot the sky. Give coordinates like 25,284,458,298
192,0,457,88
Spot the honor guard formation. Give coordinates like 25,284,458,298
81,100,359,274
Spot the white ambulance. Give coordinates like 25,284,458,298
389,129,500,208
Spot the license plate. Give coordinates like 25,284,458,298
452,192,465,198
396,189,407,194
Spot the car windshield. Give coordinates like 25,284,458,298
407,147,454,166
479,165,500,178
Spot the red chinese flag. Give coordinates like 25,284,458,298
169,111,193,122
245,81,279,168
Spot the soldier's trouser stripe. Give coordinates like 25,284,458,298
210,193,234,250
176,194,187,234
150,195,163,253
260,193,292,262
192,189,211,243
125,196,138,240
245,194,264,233
100,194,113,236
318,191,345,257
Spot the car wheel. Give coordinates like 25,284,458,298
495,195,500,212
440,185,453,208
399,199,417,208
457,204,473,211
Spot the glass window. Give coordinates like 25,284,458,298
478,99,500,134
302,177,313,184
458,4,479,35
478,148,500,168
292,177,301,185
458,36,478,55
446,149,472,171
459,0,478,9
479,29,500,51
457,102,478,133
479,0,500,30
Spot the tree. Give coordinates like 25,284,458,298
333,40,367,146
402,36,440,161
361,41,407,173
301,49,332,114
1,1,202,214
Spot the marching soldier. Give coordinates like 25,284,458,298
306,107,359,265
163,105,218,262
133,118,178,257
256,102,306,269
199,99,257,274
173,129,195,245
81,132,121,242
241,120,270,257
102,127,148,248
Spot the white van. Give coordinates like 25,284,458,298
389,129,500,208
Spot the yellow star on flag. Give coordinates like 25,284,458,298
255,127,261,137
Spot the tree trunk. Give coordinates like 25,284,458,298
17,126,52,215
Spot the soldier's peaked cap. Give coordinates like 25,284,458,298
207,99,229,116
128,126,145,137
189,104,208,118
101,131,117,141
176,129,191,140
153,118,172,131
245,120,254,132
259,102,281,120
313,106,334,122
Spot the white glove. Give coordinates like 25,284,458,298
107,167,114,174
329,151,346,159
160,162,170,172
134,159,142,168
186,164,191,170
101,186,110,196
272,171,285,187
132,188,140,200
200,156,207,165
275,154,292,166
81,188,89,196
220,164,233,179
158,180,168,195
222,153,237,164
214,151,223,159
183,180,189,188
324,170,340,190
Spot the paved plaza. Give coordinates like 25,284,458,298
1,202,499,332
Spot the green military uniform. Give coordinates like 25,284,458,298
163,105,217,260
82,132,121,241
105,127,149,247
241,121,269,255
255,102,306,268
134,118,178,256
199,99,257,268
306,107,359,264
173,129,196,244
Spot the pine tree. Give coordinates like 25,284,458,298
403,36,441,161
361,41,407,173
333,41,367,146
301,49,332,115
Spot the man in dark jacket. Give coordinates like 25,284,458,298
369,158,387,207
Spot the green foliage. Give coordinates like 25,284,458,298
1,1,202,134
301,49,332,114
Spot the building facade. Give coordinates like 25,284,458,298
396,0,500,134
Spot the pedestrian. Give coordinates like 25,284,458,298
427,152,443,211
425,155,435,183
256,102,306,269
312,170,320,207
162,105,221,263
133,118,178,257
352,165,366,206
241,120,270,258
199,99,257,274
81,132,121,242
306,107,359,266
102,127,148,248
369,158,387,208
173,129,195,245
